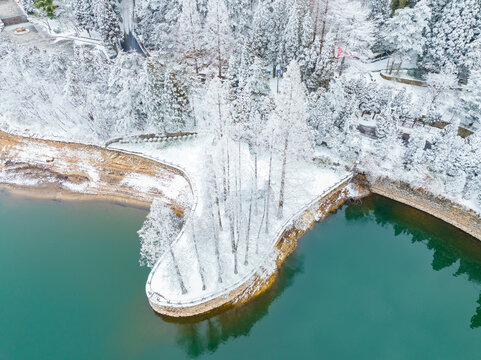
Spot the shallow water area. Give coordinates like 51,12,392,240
1,192,481,359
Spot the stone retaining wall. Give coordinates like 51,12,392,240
380,72,426,86
369,178,481,241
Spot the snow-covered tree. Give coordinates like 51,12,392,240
427,120,462,176
200,77,230,138
20,0,35,14
138,199,187,294
383,0,431,61
236,57,272,206
244,56,271,114
371,106,404,175
144,59,166,132
335,1,375,60
73,0,95,36
161,66,192,131
135,0,181,54
201,151,224,282
225,0,252,37
268,0,292,75
251,1,275,60
460,70,481,129
308,75,360,164
270,60,312,218
108,53,148,135
425,69,458,107
63,67,83,106
176,0,203,74
375,107,398,139
94,0,122,51
368,0,391,49
421,0,481,75
283,0,310,63
298,31,337,90
204,0,233,78
404,133,427,171
463,131,481,202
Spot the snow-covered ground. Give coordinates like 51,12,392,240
115,138,351,305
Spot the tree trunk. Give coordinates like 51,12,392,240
396,60,402,76
228,197,236,254
256,195,267,254
265,143,273,234
191,221,206,290
217,92,223,137
216,20,222,78
222,145,227,202
312,1,319,43
339,56,346,76
254,151,258,215
233,241,238,275
210,208,222,283
170,248,187,294
319,0,329,56
189,11,199,75
227,141,231,196
211,159,223,230
277,136,289,219
244,199,252,265
238,141,242,216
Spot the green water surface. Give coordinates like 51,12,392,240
1,192,481,359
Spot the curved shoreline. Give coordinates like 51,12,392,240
2,130,481,318
0,130,193,213
369,177,481,241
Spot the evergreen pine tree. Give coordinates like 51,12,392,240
74,0,95,36
95,0,122,51
204,0,233,78
177,0,203,74
421,0,481,75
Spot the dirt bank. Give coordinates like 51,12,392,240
0,131,192,214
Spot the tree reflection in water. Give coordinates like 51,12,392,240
163,194,481,357
345,195,481,329
160,249,304,357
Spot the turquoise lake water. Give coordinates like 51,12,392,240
1,192,481,359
